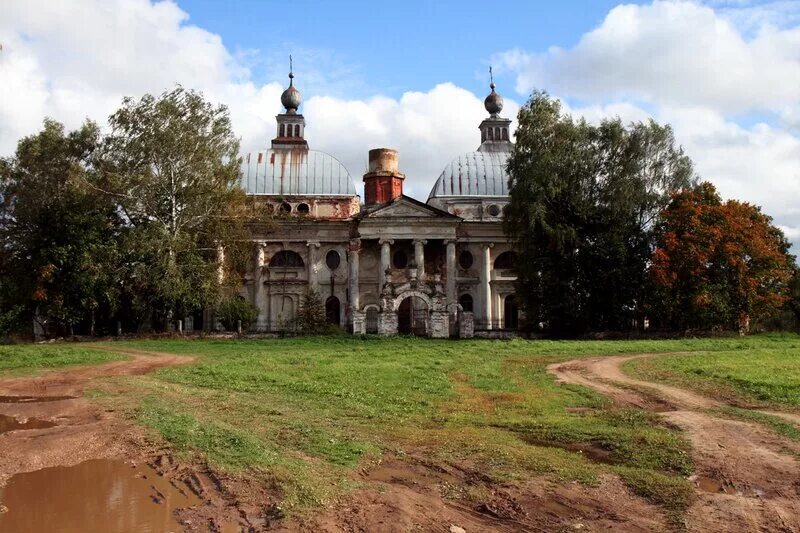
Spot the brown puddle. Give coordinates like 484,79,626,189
0,395,76,404
0,459,201,533
0,414,56,434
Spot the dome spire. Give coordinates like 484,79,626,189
281,55,302,114
484,66,504,118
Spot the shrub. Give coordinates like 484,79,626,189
216,296,258,332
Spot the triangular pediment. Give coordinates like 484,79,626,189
363,196,459,219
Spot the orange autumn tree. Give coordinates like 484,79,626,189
650,182,795,333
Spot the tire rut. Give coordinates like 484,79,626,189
548,353,800,532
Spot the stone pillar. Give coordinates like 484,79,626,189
254,242,266,331
413,239,427,279
379,238,393,295
348,239,363,333
445,241,456,307
480,243,493,329
307,241,320,294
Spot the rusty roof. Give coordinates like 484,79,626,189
427,150,511,199
240,149,357,196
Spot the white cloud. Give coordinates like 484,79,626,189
0,0,510,201
494,0,800,115
494,0,800,251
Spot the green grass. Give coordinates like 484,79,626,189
17,333,800,521
0,344,125,375
624,335,800,409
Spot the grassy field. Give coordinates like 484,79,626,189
82,333,796,519
0,344,125,376
624,336,800,409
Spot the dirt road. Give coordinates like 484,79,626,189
549,354,800,532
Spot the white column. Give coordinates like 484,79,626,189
348,239,361,313
254,243,266,330
480,243,493,329
379,239,393,295
307,241,320,294
413,239,427,280
446,241,456,307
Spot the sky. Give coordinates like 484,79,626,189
1,0,799,249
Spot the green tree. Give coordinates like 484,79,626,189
504,92,694,336
98,87,249,328
0,119,121,336
292,290,330,334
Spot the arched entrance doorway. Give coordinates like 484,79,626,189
503,295,519,330
325,296,340,326
398,295,428,336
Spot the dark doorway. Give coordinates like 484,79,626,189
366,307,378,334
504,295,519,329
325,296,340,326
398,296,428,336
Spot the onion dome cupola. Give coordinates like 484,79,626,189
477,67,512,153
280,71,302,114
272,56,308,150
484,74,504,117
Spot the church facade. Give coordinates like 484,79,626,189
237,71,518,337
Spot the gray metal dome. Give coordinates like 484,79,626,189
240,149,356,196
428,150,511,199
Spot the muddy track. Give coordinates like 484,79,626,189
0,345,271,531
548,353,800,533
0,346,194,483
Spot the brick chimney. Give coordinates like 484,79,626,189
363,148,405,205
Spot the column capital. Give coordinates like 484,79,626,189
481,242,495,250
379,238,395,246
348,239,361,253
306,241,321,248
412,239,428,246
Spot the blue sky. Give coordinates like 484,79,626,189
179,0,653,99
1,0,798,248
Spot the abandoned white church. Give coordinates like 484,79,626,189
237,70,519,337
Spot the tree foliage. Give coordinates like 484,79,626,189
0,119,121,335
292,290,331,334
504,92,695,336
650,182,795,332
97,87,249,327
0,87,252,336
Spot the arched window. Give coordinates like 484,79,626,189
502,128,509,141
294,124,300,137
494,251,517,270
279,124,285,137
269,250,305,268
458,293,473,313
487,128,494,141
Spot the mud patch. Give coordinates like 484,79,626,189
523,437,617,464
0,414,56,434
0,395,75,404
0,459,200,533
